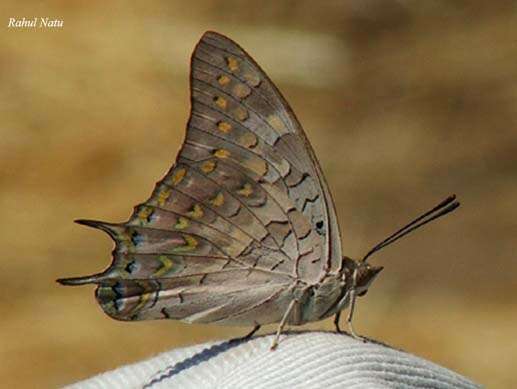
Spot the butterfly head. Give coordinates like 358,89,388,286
340,256,383,297
353,261,384,297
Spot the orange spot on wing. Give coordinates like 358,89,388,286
210,192,225,207
217,121,232,133
227,56,239,72
214,96,228,110
188,204,204,219
137,206,154,224
171,168,186,185
172,234,198,253
214,149,230,158
217,75,231,86
201,160,216,173
157,188,172,206
237,183,253,197
174,216,189,230
184,235,198,249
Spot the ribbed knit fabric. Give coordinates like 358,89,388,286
67,332,480,389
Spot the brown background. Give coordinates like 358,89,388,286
1,1,516,387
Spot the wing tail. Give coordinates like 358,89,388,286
57,273,105,286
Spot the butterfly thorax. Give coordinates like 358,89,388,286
292,274,343,324
338,256,384,301
295,259,359,324
296,256,383,324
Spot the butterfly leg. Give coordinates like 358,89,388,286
334,311,343,333
270,299,296,351
229,323,261,345
332,289,352,334
243,323,261,341
346,289,365,342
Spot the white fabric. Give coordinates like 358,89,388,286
67,332,480,389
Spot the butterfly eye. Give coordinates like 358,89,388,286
315,220,325,235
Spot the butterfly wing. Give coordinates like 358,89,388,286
58,31,342,326
190,31,342,277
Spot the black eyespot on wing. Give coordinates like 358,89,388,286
124,261,137,274
315,220,325,235
130,230,143,246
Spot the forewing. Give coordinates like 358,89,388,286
190,31,342,278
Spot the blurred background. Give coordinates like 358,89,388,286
1,1,516,387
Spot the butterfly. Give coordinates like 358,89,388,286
58,31,460,349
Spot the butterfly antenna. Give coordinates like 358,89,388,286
361,194,460,263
